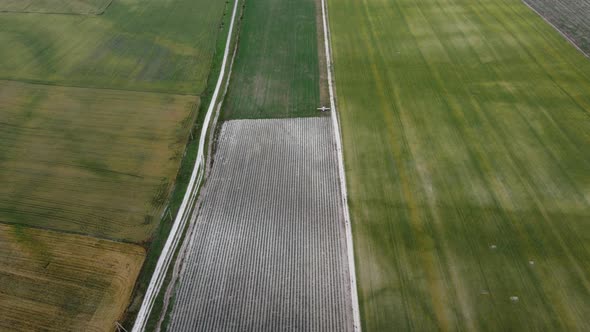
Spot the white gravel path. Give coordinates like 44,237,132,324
320,0,362,329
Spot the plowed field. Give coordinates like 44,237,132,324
167,118,354,331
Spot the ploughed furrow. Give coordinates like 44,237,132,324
168,117,354,331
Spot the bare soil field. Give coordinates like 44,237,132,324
0,0,112,14
0,223,145,331
523,0,590,55
0,80,197,242
166,118,354,331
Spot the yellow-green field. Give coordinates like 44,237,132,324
0,80,197,242
222,0,321,119
0,223,145,331
0,0,226,94
328,0,590,329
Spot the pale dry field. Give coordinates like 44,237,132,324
0,223,145,331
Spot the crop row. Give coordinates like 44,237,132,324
167,118,354,331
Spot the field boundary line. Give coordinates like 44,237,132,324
131,0,240,330
521,0,590,59
320,0,361,330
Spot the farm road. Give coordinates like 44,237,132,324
168,117,355,331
